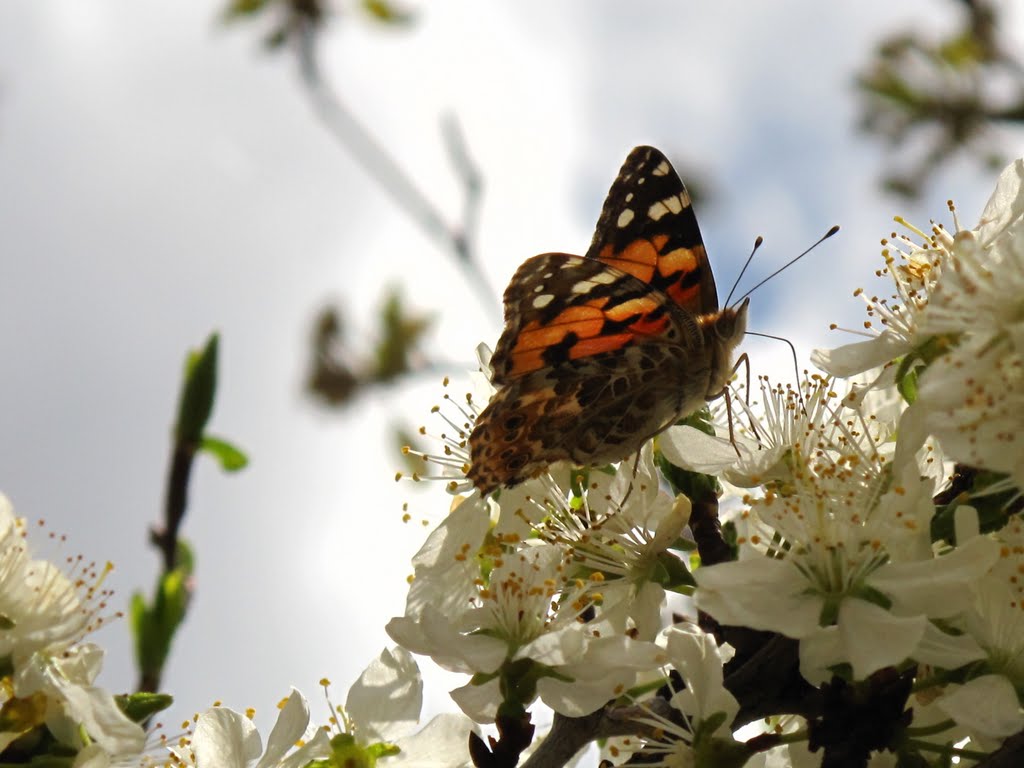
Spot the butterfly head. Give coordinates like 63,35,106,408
704,297,750,398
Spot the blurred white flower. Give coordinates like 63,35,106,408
913,160,1024,488
0,493,144,759
179,650,471,768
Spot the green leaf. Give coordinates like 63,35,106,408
130,547,194,682
176,334,219,444
200,435,249,472
115,692,174,723
372,289,433,383
361,0,416,25
222,0,271,20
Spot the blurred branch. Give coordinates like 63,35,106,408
856,0,1024,198
306,285,466,406
133,334,248,694
290,14,498,317
224,1,497,407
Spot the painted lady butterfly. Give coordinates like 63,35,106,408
468,146,749,496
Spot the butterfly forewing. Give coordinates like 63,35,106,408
586,145,719,316
488,252,685,386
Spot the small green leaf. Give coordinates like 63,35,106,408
361,0,415,25
176,334,219,444
222,0,271,20
200,435,249,472
116,692,174,723
372,289,433,383
131,550,194,682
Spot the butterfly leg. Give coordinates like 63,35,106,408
611,450,642,510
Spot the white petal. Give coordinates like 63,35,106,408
346,647,422,743
516,625,586,667
389,714,475,767
193,708,262,768
798,626,844,686
976,158,1024,247
935,675,1024,739
37,665,145,756
914,621,985,670
870,535,1000,618
278,729,332,768
450,678,500,724
837,599,926,679
811,333,909,378
72,744,112,768
255,690,311,768
695,555,821,637
660,426,741,475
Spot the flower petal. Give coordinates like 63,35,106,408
193,708,262,768
936,675,1024,739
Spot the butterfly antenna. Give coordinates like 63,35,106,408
723,236,764,308
735,225,840,304
744,330,808,418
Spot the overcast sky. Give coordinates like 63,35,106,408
1,0,1019,738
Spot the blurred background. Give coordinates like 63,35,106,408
1,0,1021,736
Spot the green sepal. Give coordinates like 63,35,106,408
325,733,371,768
930,469,1015,544
199,435,249,472
691,713,754,768
655,550,696,591
896,363,919,404
366,742,401,759
894,334,958,405
115,692,174,723
176,334,219,445
657,454,721,503
853,584,893,611
5,757,75,768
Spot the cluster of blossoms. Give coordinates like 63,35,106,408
0,492,472,768
388,159,1024,766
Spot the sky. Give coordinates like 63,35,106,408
0,0,1020,742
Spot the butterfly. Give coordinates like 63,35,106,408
467,145,749,496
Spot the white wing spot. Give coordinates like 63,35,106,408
533,283,545,293
652,160,670,177
617,208,635,228
637,177,646,185
664,194,684,214
533,294,555,309
543,272,555,279
571,280,594,294
625,192,634,203
648,201,669,220
590,271,617,285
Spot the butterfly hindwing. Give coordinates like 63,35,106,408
468,339,710,496
585,145,719,316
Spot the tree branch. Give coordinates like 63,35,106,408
292,19,499,320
